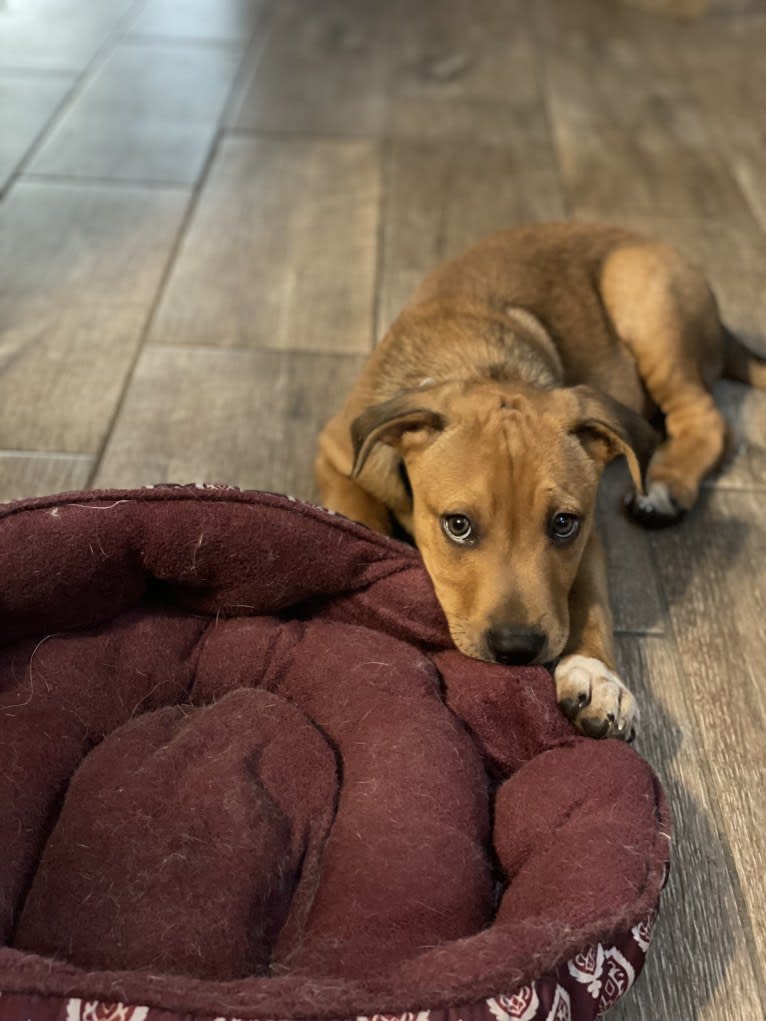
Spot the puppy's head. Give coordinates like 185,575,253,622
351,382,657,664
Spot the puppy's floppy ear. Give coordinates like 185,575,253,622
567,385,659,494
350,393,446,479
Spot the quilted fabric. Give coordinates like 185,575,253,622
0,487,670,1021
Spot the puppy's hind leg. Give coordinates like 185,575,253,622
601,242,729,527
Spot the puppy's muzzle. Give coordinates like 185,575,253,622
486,625,545,666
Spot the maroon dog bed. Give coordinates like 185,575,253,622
0,487,670,1021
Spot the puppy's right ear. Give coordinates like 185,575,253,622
350,394,446,479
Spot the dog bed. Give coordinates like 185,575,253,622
0,486,670,1021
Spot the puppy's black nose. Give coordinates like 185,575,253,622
487,626,545,665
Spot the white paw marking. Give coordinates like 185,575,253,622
554,654,639,740
635,481,676,517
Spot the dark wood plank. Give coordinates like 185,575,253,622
378,130,565,334
712,381,766,492
597,462,665,635
387,0,534,109
149,136,381,354
0,180,189,304
375,1,566,331
677,15,766,233
549,116,750,224
0,452,92,503
29,41,244,183
93,345,367,498
717,124,766,235
0,303,148,453
127,0,264,42
609,634,764,1020
649,489,766,971
536,0,754,224
228,0,388,136
622,0,766,11
0,71,74,192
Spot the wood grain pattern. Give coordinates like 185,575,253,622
0,180,189,304
650,489,766,973
610,635,765,1020
712,380,766,492
29,41,244,183
597,463,665,635
93,344,367,497
228,0,388,136
387,0,534,109
377,131,565,335
149,136,381,354
549,116,749,224
0,303,148,453
677,16,766,232
0,452,92,503
537,0,753,224
377,0,563,333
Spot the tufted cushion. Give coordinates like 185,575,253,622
0,488,670,1021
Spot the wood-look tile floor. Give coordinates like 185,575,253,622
1,0,764,1016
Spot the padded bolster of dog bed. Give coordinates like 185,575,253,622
0,488,670,1021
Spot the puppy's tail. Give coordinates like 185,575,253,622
723,327,766,389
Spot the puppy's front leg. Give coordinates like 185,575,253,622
316,450,393,534
554,531,639,741
315,419,393,534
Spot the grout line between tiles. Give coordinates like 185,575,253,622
86,5,274,489
220,1,278,128
0,450,93,462
144,340,373,359
0,0,149,201
20,173,193,192
118,34,249,51
222,125,380,144
369,133,390,349
529,0,573,220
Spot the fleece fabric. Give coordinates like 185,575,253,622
0,487,670,1020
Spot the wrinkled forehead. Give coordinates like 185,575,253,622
415,392,593,506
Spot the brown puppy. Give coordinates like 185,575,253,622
316,222,766,740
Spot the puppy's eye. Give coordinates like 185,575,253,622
549,512,581,545
441,513,475,545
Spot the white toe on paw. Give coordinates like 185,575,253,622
628,480,686,527
554,654,639,741
643,481,677,516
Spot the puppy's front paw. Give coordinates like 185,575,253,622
554,654,638,741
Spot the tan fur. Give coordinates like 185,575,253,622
316,222,766,739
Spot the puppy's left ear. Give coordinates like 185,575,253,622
350,392,446,479
567,385,659,494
